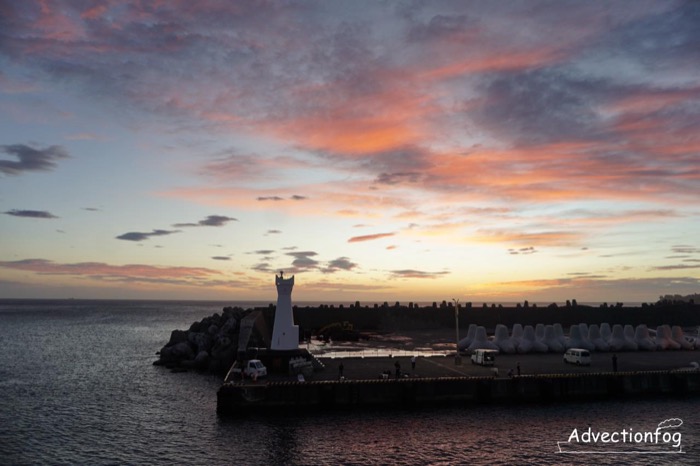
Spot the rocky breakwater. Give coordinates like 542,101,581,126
154,307,264,373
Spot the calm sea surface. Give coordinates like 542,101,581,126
1,299,698,465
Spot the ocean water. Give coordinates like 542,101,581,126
1,299,698,465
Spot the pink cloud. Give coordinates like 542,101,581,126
0,258,225,286
473,229,585,248
348,232,395,243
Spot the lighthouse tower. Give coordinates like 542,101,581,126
271,272,299,350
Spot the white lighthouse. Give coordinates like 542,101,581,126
271,272,299,350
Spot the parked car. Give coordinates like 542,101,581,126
233,359,268,379
471,349,498,366
563,348,591,366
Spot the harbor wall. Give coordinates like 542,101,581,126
217,370,700,415
256,302,700,332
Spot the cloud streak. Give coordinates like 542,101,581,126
173,215,237,227
0,258,224,286
389,269,450,279
116,229,180,242
348,233,395,243
0,144,69,175
4,209,58,219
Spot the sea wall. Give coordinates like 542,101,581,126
264,302,700,333
217,370,700,415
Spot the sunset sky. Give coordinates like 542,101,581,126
1,0,699,303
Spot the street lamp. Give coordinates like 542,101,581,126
453,298,461,365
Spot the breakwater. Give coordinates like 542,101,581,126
266,302,700,332
217,370,700,415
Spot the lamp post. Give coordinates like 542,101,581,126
453,298,461,365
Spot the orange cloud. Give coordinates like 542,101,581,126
472,229,585,247
419,48,563,81
348,232,395,243
264,79,434,155
0,259,224,286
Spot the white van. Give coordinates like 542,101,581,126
233,359,268,378
471,349,498,366
563,348,591,366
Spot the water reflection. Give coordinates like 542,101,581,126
215,399,700,465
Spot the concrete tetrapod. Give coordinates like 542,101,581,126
466,326,499,352
671,325,695,350
458,324,477,351
535,323,546,342
553,323,568,349
623,325,639,351
511,324,524,352
543,325,565,352
494,324,516,353
656,325,680,350
609,325,628,352
634,324,656,351
524,325,548,353
588,324,610,352
568,325,595,351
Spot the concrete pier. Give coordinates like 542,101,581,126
217,362,700,415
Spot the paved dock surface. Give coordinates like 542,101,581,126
309,351,700,382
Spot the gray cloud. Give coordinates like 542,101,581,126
389,269,450,279
672,245,700,255
508,247,537,255
471,68,608,145
0,144,69,175
4,209,58,219
202,152,268,180
257,195,308,202
653,264,700,271
211,256,231,261
287,251,319,271
252,262,274,273
407,14,474,43
116,229,180,242
323,257,358,273
173,215,238,227
375,172,423,185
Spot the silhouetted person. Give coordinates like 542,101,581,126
338,362,344,378
612,354,618,372
395,361,401,378
516,362,521,376
411,355,416,371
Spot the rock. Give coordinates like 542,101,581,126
219,315,239,336
167,329,188,347
211,335,232,358
188,332,213,353
170,341,195,360
156,307,257,374
189,320,203,333
193,350,210,370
